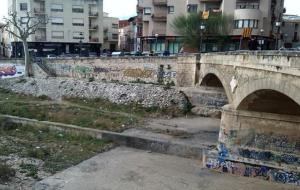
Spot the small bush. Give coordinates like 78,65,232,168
20,163,39,179
38,95,49,100
0,163,16,183
88,77,95,82
26,148,50,160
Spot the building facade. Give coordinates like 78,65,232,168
137,0,285,53
8,0,104,57
119,17,139,52
102,13,119,52
281,15,300,48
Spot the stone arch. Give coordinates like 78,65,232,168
234,78,300,113
199,67,233,103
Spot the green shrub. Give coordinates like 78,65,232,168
20,163,39,179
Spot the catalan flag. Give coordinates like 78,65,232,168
242,28,253,38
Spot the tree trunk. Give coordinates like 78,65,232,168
22,40,32,77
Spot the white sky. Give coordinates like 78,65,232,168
0,0,299,21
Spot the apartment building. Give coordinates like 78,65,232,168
119,16,139,52
137,0,285,53
281,15,300,48
103,13,119,51
8,0,103,57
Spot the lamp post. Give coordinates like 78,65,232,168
199,24,205,53
260,29,264,50
79,32,83,56
155,33,159,54
275,21,281,50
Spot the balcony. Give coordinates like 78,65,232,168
153,0,167,6
34,8,46,14
152,29,166,36
89,12,99,18
90,38,99,42
35,36,46,42
152,14,167,22
89,25,98,30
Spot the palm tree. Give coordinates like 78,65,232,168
172,12,233,52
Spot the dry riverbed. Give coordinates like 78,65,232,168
0,121,113,189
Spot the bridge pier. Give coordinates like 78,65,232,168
205,104,300,185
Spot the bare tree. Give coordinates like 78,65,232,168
2,12,48,77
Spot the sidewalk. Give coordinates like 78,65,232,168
34,147,295,190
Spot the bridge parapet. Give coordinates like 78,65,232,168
201,51,300,71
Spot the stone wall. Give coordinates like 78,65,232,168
40,56,198,87
0,77,189,110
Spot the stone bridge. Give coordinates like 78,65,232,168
198,51,300,185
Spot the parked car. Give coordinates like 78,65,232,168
111,51,124,57
47,54,57,59
88,52,98,57
130,51,142,56
142,51,151,56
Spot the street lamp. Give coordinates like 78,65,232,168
155,33,159,53
199,24,205,53
260,29,264,50
275,21,281,50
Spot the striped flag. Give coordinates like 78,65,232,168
242,28,253,38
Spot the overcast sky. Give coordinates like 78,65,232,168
0,0,299,21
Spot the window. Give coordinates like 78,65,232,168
72,5,84,13
234,19,259,29
20,3,27,11
236,1,259,9
144,7,151,15
187,4,197,13
73,32,84,39
51,17,64,25
168,6,174,14
72,18,84,26
52,31,64,39
112,24,118,29
51,4,63,12
112,33,118,39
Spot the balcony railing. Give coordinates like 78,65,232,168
152,29,166,36
152,14,167,22
90,38,99,42
89,12,99,17
34,8,46,14
153,0,167,6
89,25,98,30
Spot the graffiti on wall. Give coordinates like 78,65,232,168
74,66,93,75
205,142,300,186
0,66,16,76
123,68,154,78
205,157,300,185
0,64,25,79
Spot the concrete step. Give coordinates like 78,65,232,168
103,117,220,159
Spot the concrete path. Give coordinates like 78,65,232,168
34,147,296,190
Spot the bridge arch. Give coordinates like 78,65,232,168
234,78,300,115
199,68,233,103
